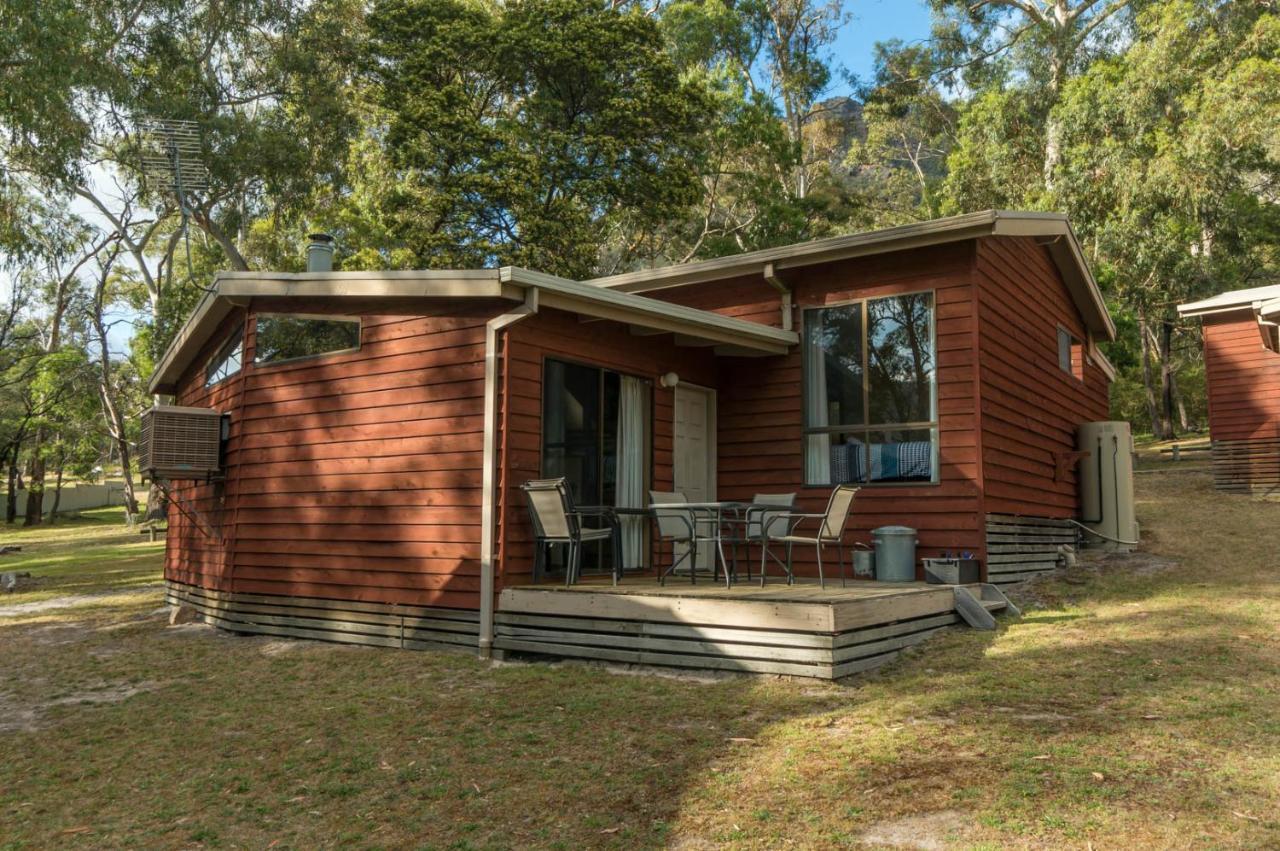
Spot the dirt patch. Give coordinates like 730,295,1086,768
0,584,165,618
20,622,92,646
0,681,160,733
258,638,312,656
858,810,970,849
1012,548,1181,607
1081,550,1179,576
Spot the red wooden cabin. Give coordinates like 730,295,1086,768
1179,286,1280,494
151,211,1115,676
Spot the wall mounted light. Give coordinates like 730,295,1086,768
659,372,680,389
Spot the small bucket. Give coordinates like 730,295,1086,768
852,549,875,579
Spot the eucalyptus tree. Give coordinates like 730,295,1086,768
1053,0,1280,437
13,211,115,524
86,241,143,518
657,0,857,256
847,41,958,225
928,0,1141,198
2,0,362,359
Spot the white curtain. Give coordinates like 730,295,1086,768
804,313,832,484
616,376,649,569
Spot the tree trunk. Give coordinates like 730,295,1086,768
4,443,18,525
1137,306,1167,439
90,247,141,521
1170,371,1191,432
47,459,64,524
98,384,140,519
1042,49,1067,192
1158,317,1177,440
22,431,45,527
1044,114,1063,192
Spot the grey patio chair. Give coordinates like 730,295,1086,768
521,478,619,586
649,490,725,586
759,485,861,589
721,493,796,580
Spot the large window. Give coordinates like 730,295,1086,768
254,315,360,365
803,292,937,485
543,361,619,507
205,324,244,387
542,360,650,572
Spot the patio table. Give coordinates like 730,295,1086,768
645,501,756,587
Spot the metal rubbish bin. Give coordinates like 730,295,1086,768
872,525,918,582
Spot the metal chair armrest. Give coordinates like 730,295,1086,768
778,512,825,536
569,507,618,530
651,510,696,540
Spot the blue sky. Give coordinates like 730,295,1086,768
832,0,935,92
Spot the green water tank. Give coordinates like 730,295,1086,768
872,525,918,582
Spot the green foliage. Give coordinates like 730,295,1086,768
360,0,709,278
848,41,957,225
3,0,1278,448
941,87,1049,213
1055,1,1280,298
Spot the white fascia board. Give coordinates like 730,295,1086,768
148,271,522,395
587,210,1002,293
501,267,797,354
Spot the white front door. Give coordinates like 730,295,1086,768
674,384,716,569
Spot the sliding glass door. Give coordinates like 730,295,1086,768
542,359,650,574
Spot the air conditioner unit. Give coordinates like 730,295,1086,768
139,405,226,481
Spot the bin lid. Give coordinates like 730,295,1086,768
872,525,916,536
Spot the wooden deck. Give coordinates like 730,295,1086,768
495,578,1005,679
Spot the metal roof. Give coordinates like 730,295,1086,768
149,211,1115,395
147,267,798,395
588,209,1115,339
1178,284,1280,317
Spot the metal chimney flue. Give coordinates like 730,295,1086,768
307,232,335,272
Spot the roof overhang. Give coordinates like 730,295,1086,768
148,268,798,395
1177,284,1280,318
588,209,1116,340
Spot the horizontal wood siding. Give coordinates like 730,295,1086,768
975,237,1110,518
167,298,508,611
664,243,987,577
166,580,480,650
1201,313,1280,492
498,309,718,588
1202,311,1280,442
494,582,973,679
984,514,1076,585
164,311,245,594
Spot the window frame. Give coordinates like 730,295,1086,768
1056,325,1086,383
251,312,362,368
204,322,245,388
800,289,940,487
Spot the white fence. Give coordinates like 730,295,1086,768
5,483,130,518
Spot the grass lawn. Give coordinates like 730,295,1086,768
1,473,1278,849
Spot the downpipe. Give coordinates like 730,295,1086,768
478,290,539,660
